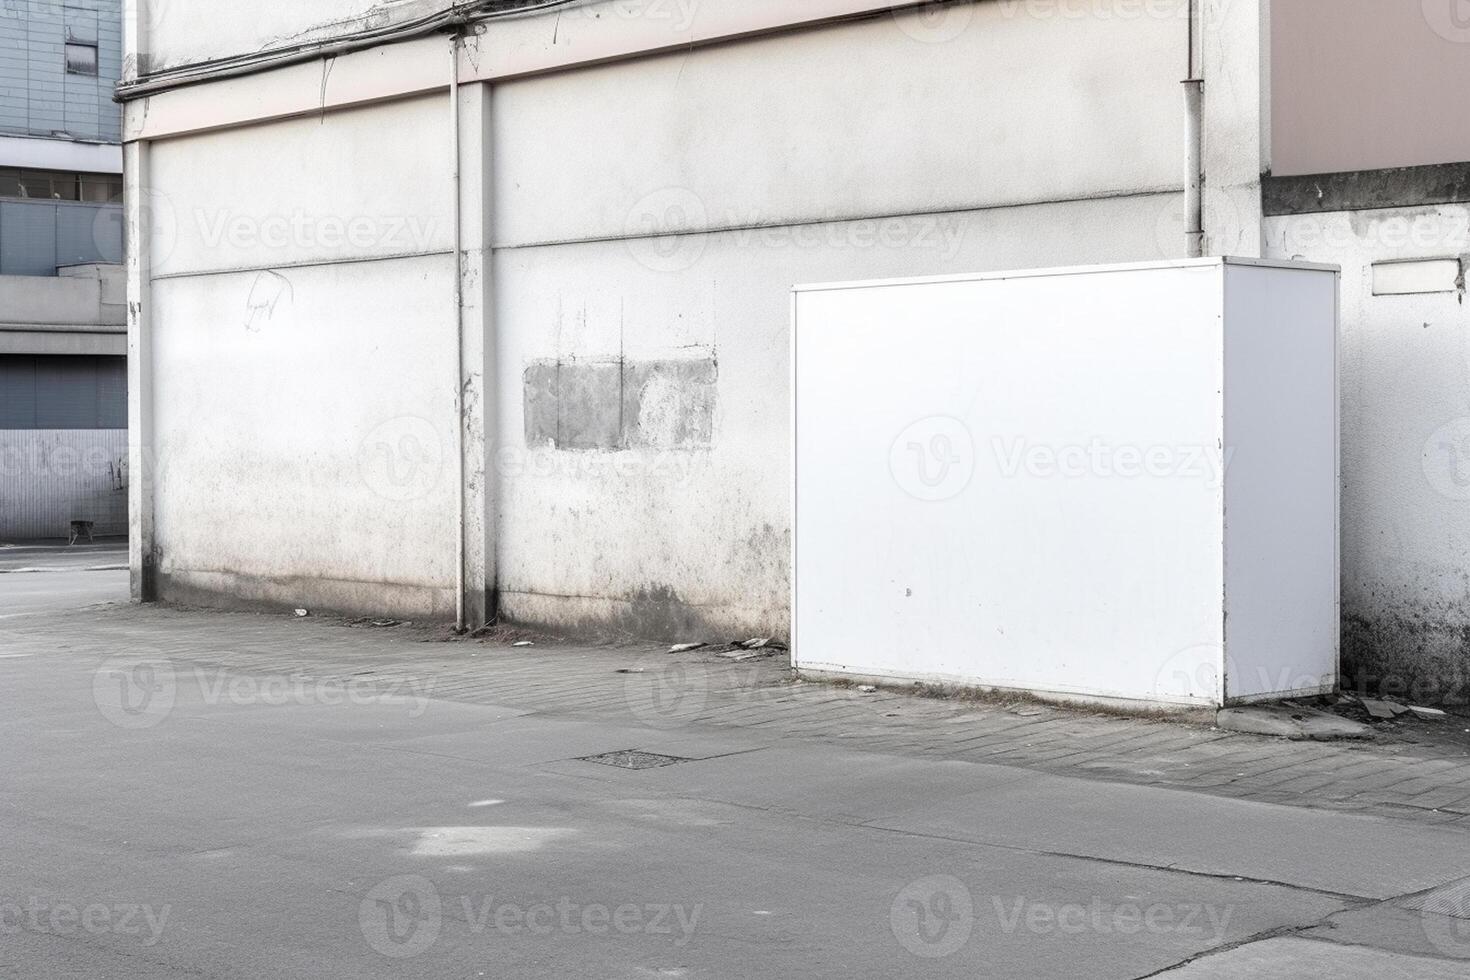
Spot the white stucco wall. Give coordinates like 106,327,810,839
489,4,1189,636
130,0,1276,637
142,94,461,615
1266,207,1470,700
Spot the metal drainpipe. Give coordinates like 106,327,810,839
1183,0,1204,258
449,30,467,632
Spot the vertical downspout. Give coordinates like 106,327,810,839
1183,0,1205,257
449,30,467,631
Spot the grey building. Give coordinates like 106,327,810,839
0,0,126,541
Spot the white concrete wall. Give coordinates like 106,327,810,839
130,0,1277,636
0,429,127,539
142,94,461,615
1266,207,1470,700
490,3,1190,637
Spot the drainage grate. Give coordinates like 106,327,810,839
579,750,693,771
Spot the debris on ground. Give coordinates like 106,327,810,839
1216,704,1373,741
740,638,788,651
347,617,405,629
1359,698,1404,720
294,609,310,618
1409,705,1447,721
857,685,878,694
465,623,561,646
513,641,535,648
669,643,707,654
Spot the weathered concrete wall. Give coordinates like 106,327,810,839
143,94,461,617
1266,205,1470,702
0,429,127,539
488,3,1192,638
129,0,1276,637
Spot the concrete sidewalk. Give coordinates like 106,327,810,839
12,600,1470,825
6,594,1470,977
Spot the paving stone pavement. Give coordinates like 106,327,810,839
11,600,1470,827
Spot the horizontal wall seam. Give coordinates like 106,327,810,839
149,249,455,282
492,187,1185,252
1263,162,1470,216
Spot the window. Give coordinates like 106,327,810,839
0,168,121,202
65,42,98,76
0,356,127,430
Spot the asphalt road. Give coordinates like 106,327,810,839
3,549,1469,978
0,541,128,622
